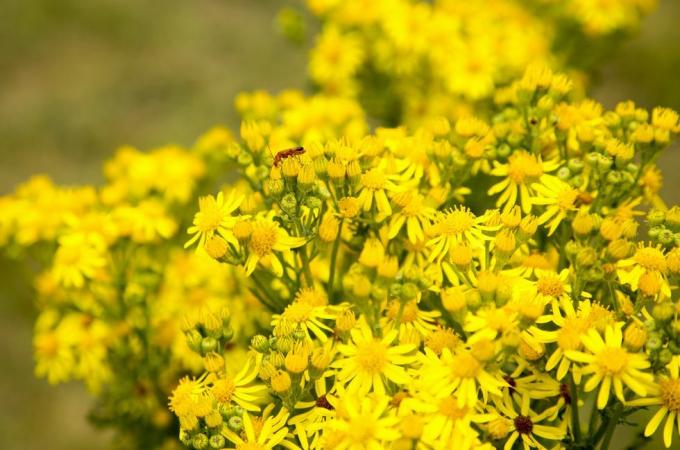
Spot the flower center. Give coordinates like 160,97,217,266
438,396,468,420
660,379,680,412
634,247,667,272
596,347,628,375
212,378,236,403
451,352,481,378
507,152,543,184
438,208,475,235
283,301,313,323
250,225,277,256
315,395,334,410
356,340,388,374
537,275,564,297
513,415,534,435
361,169,386,190
557,324,583,351
196,199,223,232
556,189,579,210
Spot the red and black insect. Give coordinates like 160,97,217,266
272,146,305,167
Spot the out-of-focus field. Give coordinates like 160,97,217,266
0,1,678,449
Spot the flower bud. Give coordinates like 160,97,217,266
319,214,340,243
251,335,269,353
205,236,228,260
270,370,292,393
623,323,647,351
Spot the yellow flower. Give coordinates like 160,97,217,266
323,393,401,449
209,355,267,412
244,218,306,276
566,325,653,409
334,319,417,396
427,207,491,263
617,243,671,299
222,405,294,450
417,347,503,408
489,150,560,213
387,191,436,244
491,392,565,450
628,357,680,448
531,178,580,235
185,191,243,251
51,234,107,288
356,167,398,221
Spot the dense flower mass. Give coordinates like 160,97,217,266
1,1,679,450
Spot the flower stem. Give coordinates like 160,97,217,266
326,219,343,301
570,377,582,444
598,402,622,450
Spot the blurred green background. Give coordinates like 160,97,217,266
0,1,678,449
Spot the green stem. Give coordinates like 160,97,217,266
599,403,623,450
570,378,582,444
326,219,344,301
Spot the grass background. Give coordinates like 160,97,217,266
0,1,678,449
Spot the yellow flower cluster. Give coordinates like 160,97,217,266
1,2,678,450
305,0,656,125
169,64,680,450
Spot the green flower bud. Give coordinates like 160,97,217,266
647,333,662,350
597,155,613,171
659,229,675,246
251,335,269,353
222,326,234,342
186,329,203,353
275,336,293,354
209,435,226,449
237,152,253,166
497,144,511,158
228,416,244,432
192,433,209,450
401,282,419,300
659,348,673,365
606,171,622,184
201,336,218,355
304,196,322,210
576,248,597,267
557,167,571,180
466,290,482,311
568,158,584,173
648,226,662,240
648,210,666,226
652,303,674,322
281,193,297,214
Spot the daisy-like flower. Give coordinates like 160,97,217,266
222,405,297,450
417,347,504,408
321,393,401,450
401,391,494,449
617,243,671,299
565,325,653,409
51,233,107,288
356,167,399,221
528,296,593,381
531,178,580,235
333,319,417,396
244,218,306,276
491,392,566,450
185,190,243,251
387,191,436,244
628,357,680,448
208,354,267,411
271,298,346,342
427,206,492,263
488,150,560,214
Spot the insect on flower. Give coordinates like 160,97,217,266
272,146,305,167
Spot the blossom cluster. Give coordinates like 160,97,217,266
304,0,656,124
0,1,678,450
168,64,680,450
